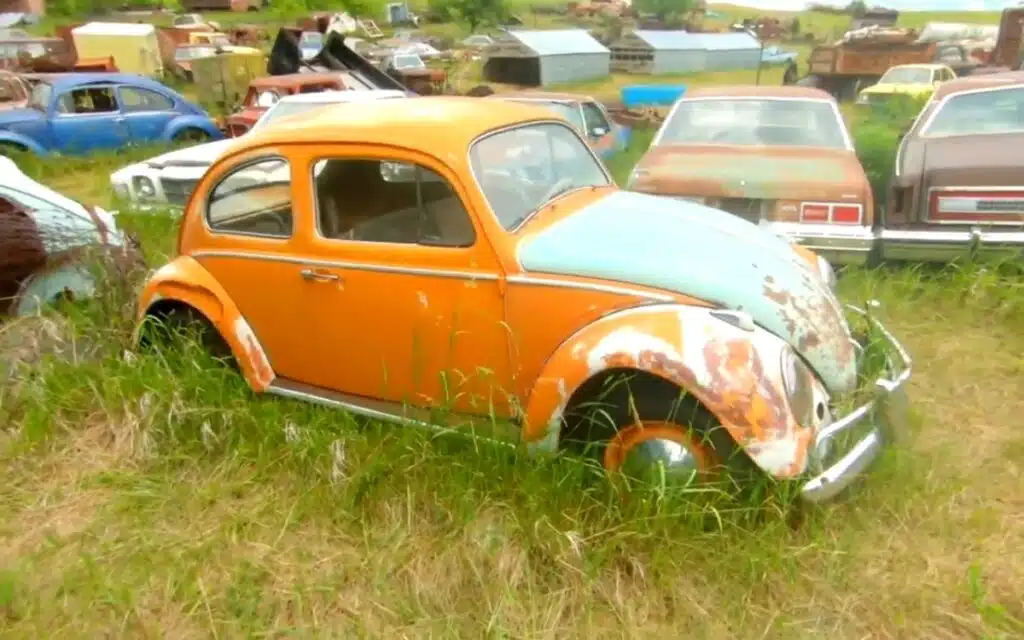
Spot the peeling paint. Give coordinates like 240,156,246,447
417,290,429,308
233,316,275,388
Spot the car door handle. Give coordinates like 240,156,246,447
300,268,340,283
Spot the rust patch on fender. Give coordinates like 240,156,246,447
763,274,851,363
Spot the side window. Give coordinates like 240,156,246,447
313,158,475,247
119,86,174,112
207,157,293,237
56,87,119,115
581,102,610,137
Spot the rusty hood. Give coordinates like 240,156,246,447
517,191,858,393
631,144,869,201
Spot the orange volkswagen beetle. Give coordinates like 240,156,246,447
134,97,912,501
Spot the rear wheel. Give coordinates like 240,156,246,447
0,142,28,158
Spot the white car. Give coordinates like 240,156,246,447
109,89,409,211
1,157,130,317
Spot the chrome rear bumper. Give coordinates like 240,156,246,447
800,303,913,503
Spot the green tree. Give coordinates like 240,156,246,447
441,0,508,33
633,0,695,25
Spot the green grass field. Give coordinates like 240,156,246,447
3,5,1024,637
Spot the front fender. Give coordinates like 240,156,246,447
164,115,225,141
0,130,47,155
134,255,275,391
522,303,830,479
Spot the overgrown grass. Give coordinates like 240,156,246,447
2,98,1024,638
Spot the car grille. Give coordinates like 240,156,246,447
160,177,199,206
708,198,774,224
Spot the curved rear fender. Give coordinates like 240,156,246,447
165,115,224,141
0,131,46,155
522,304,829,479
134,256,275,391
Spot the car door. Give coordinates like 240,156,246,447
49,85,130,154
117,84,179,144
296,145,514,418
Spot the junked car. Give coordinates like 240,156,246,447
110,90,409,210
628,85,876,266
856,63,956,107
133,97,911,503
0,157,134,317
0,73,222,157
885,70,1024,262
488,91,630,159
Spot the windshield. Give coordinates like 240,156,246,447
509,100,584,132
469,122,610,231
300,32,322,46
27,81,50,111
657,98,848,149
922,86,1024,138
175,47,215,61
880,67,932,84
253,95,405,131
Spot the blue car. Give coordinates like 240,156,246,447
0,73,223,157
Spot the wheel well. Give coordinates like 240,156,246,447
0,140,28,153
559,368,712,450
138,299,232,362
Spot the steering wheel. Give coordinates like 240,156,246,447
537,177,574,206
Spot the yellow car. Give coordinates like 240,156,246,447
855,63,956,107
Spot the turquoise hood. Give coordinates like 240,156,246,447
517,191,857,393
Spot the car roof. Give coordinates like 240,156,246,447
932,69,1024,99
233,96,566,153
43,72,172,93
490,90,592,103
887,63,948,71
681,84,835,101
250,72,343,88
274,89,408,104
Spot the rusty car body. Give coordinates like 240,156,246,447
628,85,876,266
223,72,364,137
487,90,630,159
132,97,911,503
0,156,134,318
885,70,1024,262
0,69,28,109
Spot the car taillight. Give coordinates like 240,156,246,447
800,202,863,225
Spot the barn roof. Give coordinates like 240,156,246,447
504,29,609,56
630,30,703,50
694,32,761,51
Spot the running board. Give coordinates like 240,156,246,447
265,379,518,449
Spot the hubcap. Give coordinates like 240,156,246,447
618,437,702,485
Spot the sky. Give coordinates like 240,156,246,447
707,0,1020,11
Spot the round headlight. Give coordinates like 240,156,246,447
132,176,156,199
780,346,816,427
816,254,837,291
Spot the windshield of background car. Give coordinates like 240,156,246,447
253,96,401,130
657,98,848,149
509,99,584,131
921,85,1024,137
880,67,932,84
469,121,610,231
300,32,322,45
27,81,50,110
393,54,425,69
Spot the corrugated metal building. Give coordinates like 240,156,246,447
697,32,761,72
609,30,705,75
482,29,610,87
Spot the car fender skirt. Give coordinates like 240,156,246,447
522,303,820,479
135,256,275,391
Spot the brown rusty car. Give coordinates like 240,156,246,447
886,70,1024,262
627,85,875,266
223,72,375,137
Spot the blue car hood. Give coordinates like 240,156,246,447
517,190,857,393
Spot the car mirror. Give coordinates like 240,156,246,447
590,126,608,137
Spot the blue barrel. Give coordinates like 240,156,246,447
620,85,687,108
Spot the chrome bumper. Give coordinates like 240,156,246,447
800,303,913,503
765,222,877,266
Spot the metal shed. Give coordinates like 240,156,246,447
696,32,761,72
609,30,706,75
482,29,610,87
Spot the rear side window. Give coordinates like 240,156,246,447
207,157,293,238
